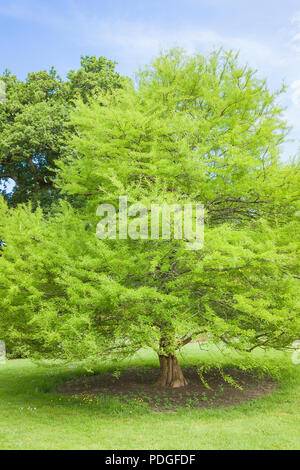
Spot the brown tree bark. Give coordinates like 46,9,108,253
156,354,188,388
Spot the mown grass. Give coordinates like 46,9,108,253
0,343,299,450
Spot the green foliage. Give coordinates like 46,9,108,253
67,56,123,103
0,49,299,363
0,199,129,360
0,56,123,209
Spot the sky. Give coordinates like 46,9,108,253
0,0,300,161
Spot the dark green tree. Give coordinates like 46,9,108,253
0,56,123,208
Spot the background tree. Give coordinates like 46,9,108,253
0,56,123,209
0,50,299,386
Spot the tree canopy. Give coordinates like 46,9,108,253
0,50,299,387
0,56,123,209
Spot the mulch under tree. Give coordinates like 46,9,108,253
58,366,276,412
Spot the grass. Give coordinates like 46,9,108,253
0,343,299,450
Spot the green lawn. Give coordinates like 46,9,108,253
0,344,299,450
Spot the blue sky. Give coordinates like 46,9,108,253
1,0,300,160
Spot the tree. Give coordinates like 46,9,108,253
0,50,299,386
0,56,123,209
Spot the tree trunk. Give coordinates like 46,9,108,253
156,354,188,388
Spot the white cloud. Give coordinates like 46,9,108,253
290,11,300,50
85,21,282,67
291,80,300,105
0,1,284,71
291,12,300,25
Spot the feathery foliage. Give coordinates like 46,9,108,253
0,50,299,385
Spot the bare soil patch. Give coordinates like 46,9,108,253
58,366,277,412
